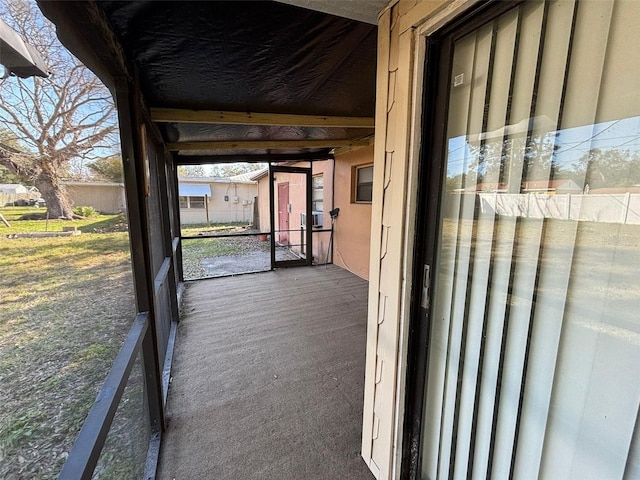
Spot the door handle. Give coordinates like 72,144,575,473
421,264,431,310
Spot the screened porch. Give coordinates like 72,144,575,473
157,265,374,479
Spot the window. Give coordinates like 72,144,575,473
189,196,205,209
312,174,324,226
179,196,206,209
353,165,373,203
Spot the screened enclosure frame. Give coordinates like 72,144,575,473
174,157,338,280
269,164,313,268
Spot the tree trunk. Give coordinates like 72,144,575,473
34,173,74,219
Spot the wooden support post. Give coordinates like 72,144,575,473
114,80,165,436
205,194,210,226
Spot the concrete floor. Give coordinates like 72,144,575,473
157,265,375,480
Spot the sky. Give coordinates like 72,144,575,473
446,115,640,180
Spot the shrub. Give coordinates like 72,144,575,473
73,206,98,218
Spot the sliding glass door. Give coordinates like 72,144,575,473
417,1,640,478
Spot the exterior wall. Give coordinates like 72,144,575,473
0,191,40,206
252,153,374,274
256,174,270,232
0,184,28,194
333,146,374,280
178,180,257,224
362,1,476,479
311,160,333,264
271,160,333,263
62,183,126,214
254,161,334,263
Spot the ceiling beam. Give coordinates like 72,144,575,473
151,107,375,128
174,152,334,164
167,138,372,152
333,143,375,156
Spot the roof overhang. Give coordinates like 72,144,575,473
0,17,48,78
274,0,388,24
177,184,212,197
37,1,378,163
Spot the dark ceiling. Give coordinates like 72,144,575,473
92,1,378,159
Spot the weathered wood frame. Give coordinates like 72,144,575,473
35,2,184,477
151,107,374,128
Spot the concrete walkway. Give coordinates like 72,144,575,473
157,265,374,480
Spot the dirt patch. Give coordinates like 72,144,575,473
201,251,271,276
181,228,302,279
200,248,300,277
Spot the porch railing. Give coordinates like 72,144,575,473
58,312,152,479
180,228,334,280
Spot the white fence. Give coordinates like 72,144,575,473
474,192,640,225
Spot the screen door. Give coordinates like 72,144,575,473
269,165,312,268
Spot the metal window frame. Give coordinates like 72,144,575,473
353,163,374,203
401,2,524,479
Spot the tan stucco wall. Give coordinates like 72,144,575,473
256,175,270,232
310,160,333,263
179,181,257,224
333,146,374,280
63,183,126,214
362,1,477,479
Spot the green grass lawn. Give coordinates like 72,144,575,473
0,206,128,234
0,207,135,479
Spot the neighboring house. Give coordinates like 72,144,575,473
61,181,126,214
39,1,640,480
462,181,508,192
252,145,373,278
0,183,28,194
463,179,582,193
521,179,582,193
178,175,257,225
0,183,40,206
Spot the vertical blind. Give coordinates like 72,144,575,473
420,1,640,479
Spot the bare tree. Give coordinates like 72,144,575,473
210,162,266,177
0,0,118,218
177,165,207,177
87,155,124,182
